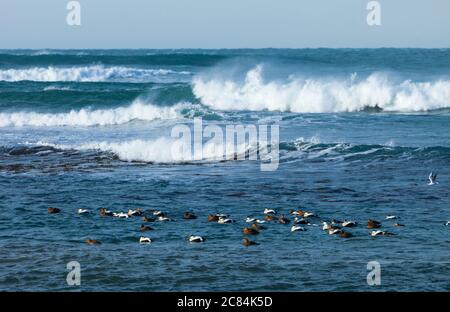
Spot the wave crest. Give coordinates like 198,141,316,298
193,65,450,113
0,65,191,82
0,100,186,127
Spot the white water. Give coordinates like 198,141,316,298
0,100,187,127
193,65,450,113
0,65,191,82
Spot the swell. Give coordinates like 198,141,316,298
3,140,450,165
0,52,226,67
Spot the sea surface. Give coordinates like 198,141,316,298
0,49,449,291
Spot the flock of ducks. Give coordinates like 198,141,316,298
46,172,449,246
46,206,447,247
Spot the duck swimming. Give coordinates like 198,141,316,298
140,224,153,232
139,237,152,244
113,212,129,219
370,230,395,236
141,216,155,222
385,215,398,220
217,217,234,224
251,223,266,231
294,217,309,225
289,210,304,216
128,209,143,217
85,239,101,245
322,222,340,231
339,231,353,238
328,228,342,235
303,211,316,218
99,208,113,217
278,216,291,224
264,208,277,215
183,212,197,220
243,227,259,235
367,219,381,229
242,238,259,246
77,208,89,215
291,225,306,232
48,207,61,214
188,235,205,243
342,220,357,227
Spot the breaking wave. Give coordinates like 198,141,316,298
0,65,191,82
193,65,450,113
0,100,187,127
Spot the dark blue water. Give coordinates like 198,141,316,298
1,49,450,291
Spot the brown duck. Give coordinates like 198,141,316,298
48,207,61,214
242,238,259,246
243,227,259,235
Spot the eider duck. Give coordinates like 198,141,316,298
264,208,277,215
339,231,353,238
217,217,234,224
367,219,381,229
139,237,152,244
322,222,340,231
245,217,256,223
328,228,342,235
445,221,450,226
264,215,275,221
342,220,357,227
251,223,266,231
303,211,316,218
242,238,259,246
141,216,155,222
85,239,101,245
113,212,129,219
140,224,153,232
188,235,205,243
243,227,259,235
394,223,405,227
291,225,307,232
152,210,164,216
289,210,304,216
207,214,222,222
48,207,61,214
370,230,395,236
278,216,291,224
99,208,113,217
385,215,398,220
128,209,143,217
157,216,173,222
183,212,197,220
294,217,309,225
77,208,89,215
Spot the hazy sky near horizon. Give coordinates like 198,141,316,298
1,0,450,49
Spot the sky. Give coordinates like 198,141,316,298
0,0,450,49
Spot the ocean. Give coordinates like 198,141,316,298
0,49,449,291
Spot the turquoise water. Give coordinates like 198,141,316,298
0,49,450,291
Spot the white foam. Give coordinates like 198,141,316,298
0,100,185,127
193,65,450,113
36,138,252,163
0,65,191,82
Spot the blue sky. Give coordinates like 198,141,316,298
1,0,449,49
